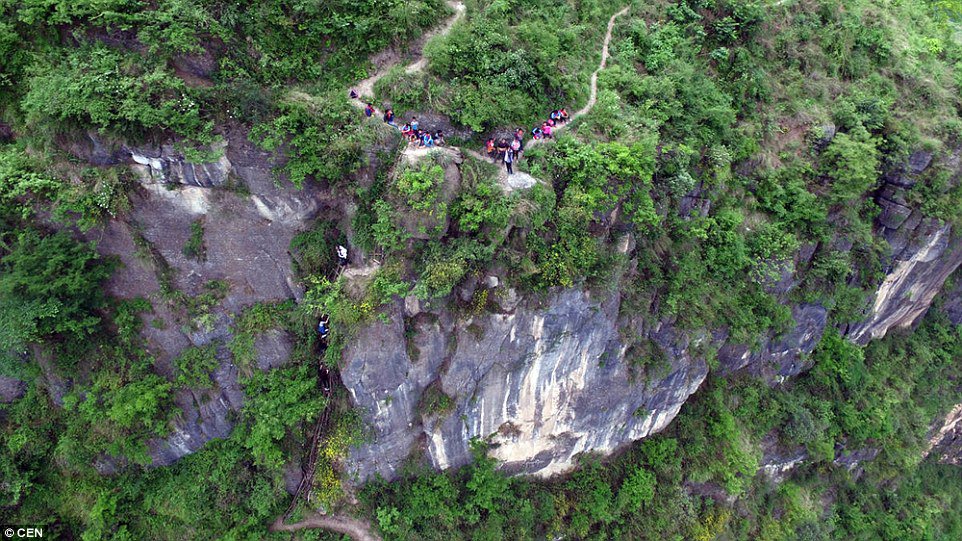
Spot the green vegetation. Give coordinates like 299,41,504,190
360,313,962,540
2,0,962,538
0,230,114,349
181,219,206,261
173,343,219,387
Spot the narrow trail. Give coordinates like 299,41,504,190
272,6,631,540
348,2,629,192
270,514,382,541
353,0,466,101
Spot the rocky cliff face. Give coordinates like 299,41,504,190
339,146,962,480
926,404,962,466
76,127,338,466
31,123,962,480
341,288,708,479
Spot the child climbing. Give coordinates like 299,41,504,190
411,116,419,131
542,122,553,139
486,138,496,161
532,126,543,140
317,315,330,341
365,103,375,117
383,109,395,126
504,148,514,175
434,130,445,146
401,123,412,139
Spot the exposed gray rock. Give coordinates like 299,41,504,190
254,330,295,371
833,447,879,479
883,149,934,188
925,404,962,466
342,289,709,480
877,197,913,230
128,140,232,187
0,376,26,403
718,304,828,380
848,221,962,343
80,127,341,466
147,357,245,467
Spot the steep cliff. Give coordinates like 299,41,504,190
81,127,336,466
341,289,707,479
338,145,962,481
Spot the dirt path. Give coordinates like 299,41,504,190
353,1,466,100
348,2,629,192
271,514,382,541
575,6,630,120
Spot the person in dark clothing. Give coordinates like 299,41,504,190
383,109,395,125
515,128,525,141
350,89,359,99
504,148,514,175
434,130,445,146
365,103,375,117
496,139,509,161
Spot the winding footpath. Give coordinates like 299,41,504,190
275,5,631,541
352,0,466,101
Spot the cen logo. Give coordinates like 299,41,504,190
2,528,43,539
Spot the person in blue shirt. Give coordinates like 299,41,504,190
317,315,330,340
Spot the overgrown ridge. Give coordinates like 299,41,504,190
349,2,631,192
273,6,629,539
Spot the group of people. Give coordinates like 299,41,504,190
354,89,572,175
357,96,449,149
485,108,570,175
400,116,446,148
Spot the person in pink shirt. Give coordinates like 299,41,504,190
542,122,553,139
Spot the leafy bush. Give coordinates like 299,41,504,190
250,93,374,188
21,44,211,141
821,126,880,204
240,365,326,470
173,343,219,387
0,230,113,349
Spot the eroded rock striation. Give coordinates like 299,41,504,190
341,289,708,479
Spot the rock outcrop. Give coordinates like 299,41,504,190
81,129,338,466
925,404,962,466
341,289,709,480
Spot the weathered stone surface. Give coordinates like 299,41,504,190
943,277,962,325
718,304,828,380
147,359,245,466
848,221,962,343
255,330,294,371
342,289,709,480
0,376,26,403
79,127,342,466
925,404,962,466
877,197,913,230
128,140,233,187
